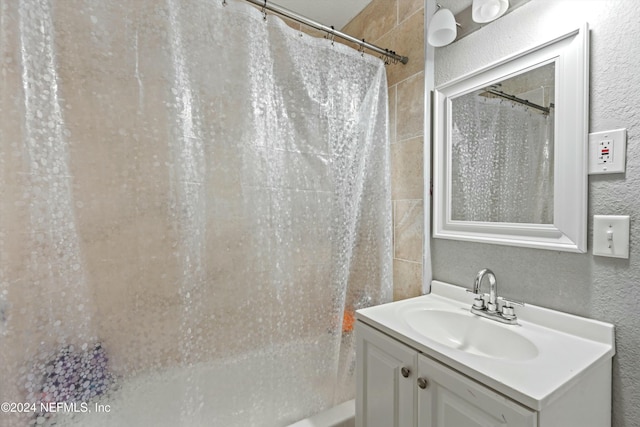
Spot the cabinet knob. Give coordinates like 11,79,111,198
401,367,411,378
417,377,429,389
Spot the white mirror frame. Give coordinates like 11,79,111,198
433,24,589,253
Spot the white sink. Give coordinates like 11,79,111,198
402,307,538,361
356,280,615,410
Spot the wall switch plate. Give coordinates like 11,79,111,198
588,128,627,174
593,215,630,258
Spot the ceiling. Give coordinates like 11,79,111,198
273,0,373,30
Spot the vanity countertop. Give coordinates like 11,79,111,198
356,280,615,410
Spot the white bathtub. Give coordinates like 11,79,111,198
286,400,355,427
48,338,355,427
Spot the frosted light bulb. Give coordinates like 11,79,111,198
472,0,509,23
428,8,457,47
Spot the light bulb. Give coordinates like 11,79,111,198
472,0,509,23
428,8,457,47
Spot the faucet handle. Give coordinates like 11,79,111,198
499,297,524,320
467,289,486,309
499,297,525,307
473,296,486,310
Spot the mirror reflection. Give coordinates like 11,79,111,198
450,62,555,224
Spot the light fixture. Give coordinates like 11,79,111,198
427,7,457,47
472,0,509,23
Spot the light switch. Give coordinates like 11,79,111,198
593,215,630,258
588,128,627,174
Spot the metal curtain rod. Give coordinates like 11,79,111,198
240,0,409,65
484,88,552,115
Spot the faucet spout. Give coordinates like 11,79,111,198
470,268,523,325
473,268,498,313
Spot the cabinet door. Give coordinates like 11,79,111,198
356,322,417,427
417,355,537,427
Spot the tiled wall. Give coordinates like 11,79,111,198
342,0,425,301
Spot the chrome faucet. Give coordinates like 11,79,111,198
473,268,498,313
469,268,523,325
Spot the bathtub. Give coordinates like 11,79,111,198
45,338,355,427
286,400,355,427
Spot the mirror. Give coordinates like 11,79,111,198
433,25,589,252
450,61,555,224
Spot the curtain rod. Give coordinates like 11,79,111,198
239,0,409,65
484,88,552,115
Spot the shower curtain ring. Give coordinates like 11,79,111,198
325,26,335,46
381,49,390,65
359,39,365,57
262,0,267,21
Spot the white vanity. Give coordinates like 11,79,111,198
355,280,615,427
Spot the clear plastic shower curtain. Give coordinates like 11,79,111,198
451,96,554,224
0,1,392,426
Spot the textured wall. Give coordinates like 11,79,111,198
342,0,426,301
432,1,640,425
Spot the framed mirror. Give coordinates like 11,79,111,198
433,24,589,252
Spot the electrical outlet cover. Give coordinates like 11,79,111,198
588,128,627,174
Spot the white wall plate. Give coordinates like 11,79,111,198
588,128,627,175
593,215,630,258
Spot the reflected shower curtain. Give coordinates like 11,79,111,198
451,96,554,223
0,1,392,426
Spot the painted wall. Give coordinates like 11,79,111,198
432,1,640,425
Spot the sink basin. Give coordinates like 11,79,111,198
357,280,615,410
402,308,539,361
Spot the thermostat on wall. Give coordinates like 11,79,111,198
588,128,627,174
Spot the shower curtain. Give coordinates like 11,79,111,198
0,0,392,426
451,95,554,224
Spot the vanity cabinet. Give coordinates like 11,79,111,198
356,281,614,427
417,354,536,427
356,320,418,427
356,322,536,427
